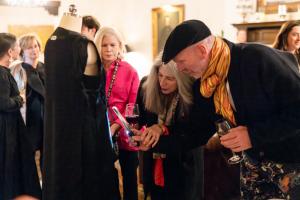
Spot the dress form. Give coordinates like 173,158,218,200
58,5,82,33
59,5,98,76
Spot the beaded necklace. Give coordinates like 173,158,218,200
106,60,119,105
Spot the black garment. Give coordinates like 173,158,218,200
137,77,203,200
0,65,41,200
43,27,118,200
22,62,45,152
119,149,139,200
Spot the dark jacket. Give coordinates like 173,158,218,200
22,62,45,151
182,39,300,163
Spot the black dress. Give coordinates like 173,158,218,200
43,27,119,200
22,62,45,152
0,65,41,200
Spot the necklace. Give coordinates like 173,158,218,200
106,60,119,105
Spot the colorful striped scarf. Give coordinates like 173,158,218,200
200,37,236,125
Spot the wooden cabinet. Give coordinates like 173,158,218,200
232,21,287,44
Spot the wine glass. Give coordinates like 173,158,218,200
125,103,139,146
215,118,244,165
125,103,139,128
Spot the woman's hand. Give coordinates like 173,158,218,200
110,123,121,136
132,129,150,151
132,124,163,150
140,124,163,148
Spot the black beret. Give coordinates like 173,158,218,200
162,19,211,63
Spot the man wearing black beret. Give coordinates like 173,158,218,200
162,19,300,199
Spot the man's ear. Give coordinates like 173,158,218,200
91,28,97,35
8,48,13,57
194,43,208,59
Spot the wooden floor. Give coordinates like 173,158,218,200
115,161,146,200
36,152,147,200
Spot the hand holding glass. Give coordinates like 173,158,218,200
125,103,139,129
125,103,140,146
215,118,244,164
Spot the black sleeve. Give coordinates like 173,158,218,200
153,80,217,155
0,70,22,112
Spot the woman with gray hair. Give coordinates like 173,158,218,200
133,52,202,200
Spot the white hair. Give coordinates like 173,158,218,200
94,26,126,60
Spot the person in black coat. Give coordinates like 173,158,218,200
11,33,45,171
162,20,300,199
0,33,41,200
133,52,203,200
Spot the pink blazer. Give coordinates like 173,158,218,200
106,60,139,151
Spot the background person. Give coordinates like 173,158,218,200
81,15,100,40
10,34,45,172
0,32,41,200
273,20,300,68
95,26,139,200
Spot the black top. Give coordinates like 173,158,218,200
22,61,45,151
0,65,41,200
43,27,118,200
176,39,300,163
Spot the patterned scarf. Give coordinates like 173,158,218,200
200,37,236,125
153,93,179,187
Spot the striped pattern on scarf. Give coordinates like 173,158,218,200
200,37,236,125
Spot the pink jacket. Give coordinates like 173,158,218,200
106,60,139,151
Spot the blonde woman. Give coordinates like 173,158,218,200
10,33,45,171
95,27,139,200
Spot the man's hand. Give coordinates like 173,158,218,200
220,126,252,152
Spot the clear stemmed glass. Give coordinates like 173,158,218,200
125,103,139,129
125,103,140,146
215,118,244,165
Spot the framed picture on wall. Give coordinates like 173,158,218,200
152,4,185,58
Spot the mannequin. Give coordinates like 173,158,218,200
58,5,99,76
43,4,119,200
